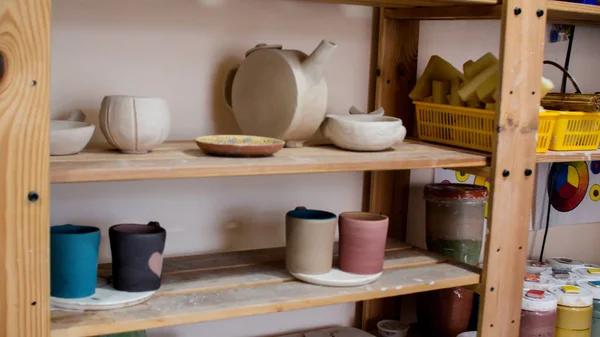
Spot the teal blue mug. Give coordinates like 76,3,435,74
50,224,101,298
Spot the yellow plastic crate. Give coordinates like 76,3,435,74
415,102,558,153
549,111,600,151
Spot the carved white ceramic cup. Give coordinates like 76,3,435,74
99,96,170,154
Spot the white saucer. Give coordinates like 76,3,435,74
290,268,382,287
51,278,155,311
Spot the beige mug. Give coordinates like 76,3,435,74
285,206,336,275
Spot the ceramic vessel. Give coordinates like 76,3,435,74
285,207,337,275
321,106,406,152
50,225,100,298
99,95,170,153
376,320,410,337
225,40,337,148
50,110,95,156
195,135,284,157
338,212,389,275
109,221,167,292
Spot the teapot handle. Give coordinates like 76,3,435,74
147,221,161,228
349,106,385,116
66,110,86,122
224,65,239,112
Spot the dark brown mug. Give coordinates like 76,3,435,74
109,221,166,292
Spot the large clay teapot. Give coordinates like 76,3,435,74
224,40,337,147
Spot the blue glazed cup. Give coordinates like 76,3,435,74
50,224,101,298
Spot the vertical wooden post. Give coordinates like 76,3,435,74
479,0,547,336
362,9,419,331
0,0,51,336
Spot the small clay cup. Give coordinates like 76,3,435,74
286,207,337,275
50,224,100,298
339,212,389,275
109,221,166,292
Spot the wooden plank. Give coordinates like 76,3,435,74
49,140,488,183
97,239,412,277
548,0,600,26
51,248,480,337
478,1,548,337
536,149,600,163
384,1,600,25
303,0,498,8
147,249,443,297
363,11,419,331
0,0,51,337
385,5,501,20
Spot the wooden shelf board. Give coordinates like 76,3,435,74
51,240,480,337
536,149,600,163
50,140,488,183
548,1,600,26
304,0,498,8
384,1,600,26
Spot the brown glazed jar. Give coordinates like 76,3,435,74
417,287,474,337
520,289,558,337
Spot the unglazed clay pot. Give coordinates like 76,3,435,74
321,106,406,152
285,207,337,275
338,212,389,275
224,40,337,148
109,221,166,292
99,95,170,153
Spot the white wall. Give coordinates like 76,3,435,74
51,0,370,335
51,1,600,335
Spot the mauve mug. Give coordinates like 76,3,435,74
286,207,337,275
109,221,166,292
339,212,389,275
50,224,100,298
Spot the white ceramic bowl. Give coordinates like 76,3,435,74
321,114,406,151
50,121,95,156
100,96,170,154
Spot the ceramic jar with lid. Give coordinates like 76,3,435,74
520,289,558,337
573,268,600,281
550,285,593,337
524,273,557,291
542,270,582,286
423,184,488,265
546,257,586,271
577,280,600,337
527,260,553,274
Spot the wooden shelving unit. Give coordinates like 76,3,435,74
537,149,600,163
385,0,600,26
51,241,479,337
1,0,595,336
50,140,488,183
548,0,600,26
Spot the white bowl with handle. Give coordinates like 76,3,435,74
50,110,95,156
321,106,406,152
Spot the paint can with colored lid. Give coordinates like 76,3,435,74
546,257,586,271
577,280,600,337
550,285,593,336
520,289,558,337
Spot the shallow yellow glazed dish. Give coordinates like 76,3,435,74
195,135,285,157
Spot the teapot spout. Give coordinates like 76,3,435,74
303,40,337,84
